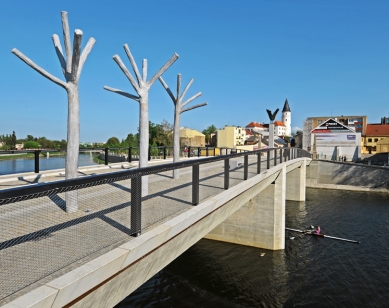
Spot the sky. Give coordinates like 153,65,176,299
1,0,389,142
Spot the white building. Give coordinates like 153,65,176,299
281,98,291,136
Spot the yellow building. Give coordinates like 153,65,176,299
216,126,246,148
364,124,389,154
180,128,205,147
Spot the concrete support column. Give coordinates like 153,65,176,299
205,166,286,250
286,159,306,201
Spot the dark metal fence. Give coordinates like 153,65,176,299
0,147,310,302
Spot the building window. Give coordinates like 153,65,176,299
368,138,372,142
374,138,378,142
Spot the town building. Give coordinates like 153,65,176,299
364,119,389,154
179,127,205,147
303,115,367,152
308,118,361,161
281,98,291,136
216,126,246,148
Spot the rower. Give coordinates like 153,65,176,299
315,226,321,234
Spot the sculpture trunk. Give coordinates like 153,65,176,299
139,93,149,195
173,107,180,179
65,81,80,213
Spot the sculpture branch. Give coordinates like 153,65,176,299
61,11,72,74
123,44,142,86
11,48,67,89
103,86,140,102
142,59,147,83
176,74,181,102
181,78,194,100
70,29,83,81
158,76,175,102
181,92,202,107
77,37,96,79
113,55,140,93
181,102,208,114
51,34,66,75
148,53,179,86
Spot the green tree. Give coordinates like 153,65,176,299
105,137,120,148
202,125,217,144
10,131,17,149
149,121,159,145
24,141,40,149
154,119,173,146
60,139,67,149
27,135,34,141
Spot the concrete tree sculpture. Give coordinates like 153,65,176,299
159,74,207,178
104,45,178,193
12,11,96,213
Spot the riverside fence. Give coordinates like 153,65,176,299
0,148,310,302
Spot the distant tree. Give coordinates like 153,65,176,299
24,141,40,149
27,135,34,141
10,131,17,149
60,139,67,149
122,133,138,147
154,119,173,146
106,137,120,148
202,125,217,143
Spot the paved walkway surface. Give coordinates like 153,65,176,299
0,156,272,305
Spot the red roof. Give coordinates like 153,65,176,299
366,124,389,136
273,121,285,127
245,130,253,135
246,122,265,128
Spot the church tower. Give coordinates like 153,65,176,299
282,97,291,136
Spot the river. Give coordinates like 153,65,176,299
116,188,389,307
0,153,99,175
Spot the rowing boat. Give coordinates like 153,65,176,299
286,227,360,244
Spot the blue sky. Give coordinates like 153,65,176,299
1,0,388,142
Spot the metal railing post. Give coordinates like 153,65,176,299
257,152,261,174
34,150,40,173
206,147,209,157
280,148,282,164
128,147,132,163
131,175,142,237
214,148,216,156
224,158,229,189
192,164,200,205
163,146,167,159
198,147,200,157
267,150,270,169
244,155,248,180
104,148,109,165
288,148,291,161
188,146,191,158
148,147,151,161
274,149,277,166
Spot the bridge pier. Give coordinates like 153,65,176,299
204,166,286,250
286,159,306,201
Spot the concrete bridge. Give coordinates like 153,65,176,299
0,149,311,307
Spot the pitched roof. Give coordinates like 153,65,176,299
246,121,265,128
282,98,291,112
273,121,285,127
366,124,389,136
245,129,253,135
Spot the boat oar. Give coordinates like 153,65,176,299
285,228,360,244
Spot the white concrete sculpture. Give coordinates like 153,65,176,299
104,45,178,194
12,11,96,213
159,74,207,178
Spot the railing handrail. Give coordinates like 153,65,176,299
0,148,311,202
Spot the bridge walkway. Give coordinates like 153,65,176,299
0,155,270,305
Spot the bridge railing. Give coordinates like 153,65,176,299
0,146,246,174
0,147,310,301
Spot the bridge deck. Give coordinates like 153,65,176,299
0,156,273,304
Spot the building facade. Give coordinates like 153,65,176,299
364,123,389,154
216,126,246,148
281,98,291,136
180,128,205,147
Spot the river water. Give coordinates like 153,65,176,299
0,154,99,175
116,188,389,307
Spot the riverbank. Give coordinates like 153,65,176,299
0,151,67,160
